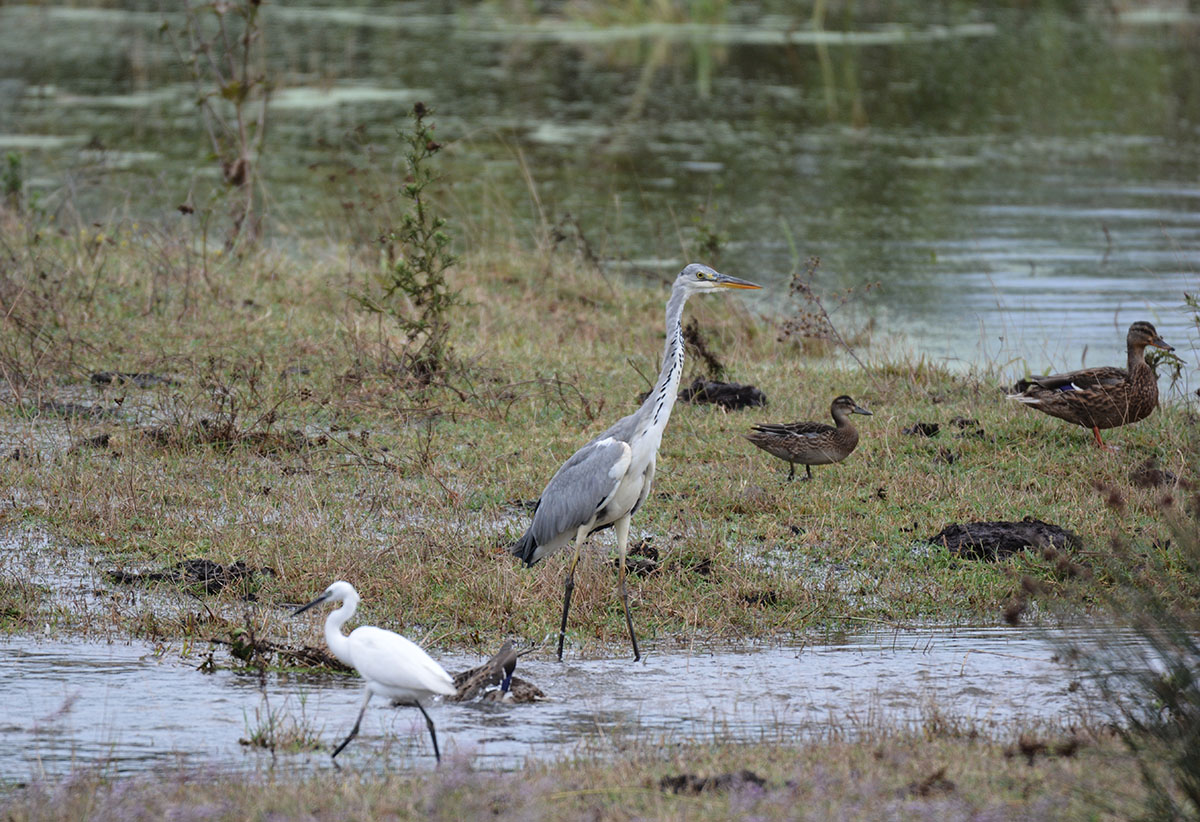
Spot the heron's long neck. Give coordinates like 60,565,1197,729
323,598,357,667
641,286,689,434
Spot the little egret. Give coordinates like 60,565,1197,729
292,581,456,761
510,263,761,661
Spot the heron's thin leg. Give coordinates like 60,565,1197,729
556,527,587,661
615,515,641,662
415,702,442,763
332,686,372,760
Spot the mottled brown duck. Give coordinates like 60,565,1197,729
1007,321,1173,448
745,395,872,481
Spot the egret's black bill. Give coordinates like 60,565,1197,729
291,592,328,616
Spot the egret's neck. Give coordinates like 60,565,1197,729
640,286,689,436
323,597,358,667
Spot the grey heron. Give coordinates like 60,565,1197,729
292,581,456,761
510,263,762,661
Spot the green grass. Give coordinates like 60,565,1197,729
0,212,1193,654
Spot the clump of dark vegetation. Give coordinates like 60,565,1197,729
678,377,767,410
660,769,766,795
108,558,274,597
929,518,1082,561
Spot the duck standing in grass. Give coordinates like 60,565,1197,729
745,395,872,481
1007,321,1173,449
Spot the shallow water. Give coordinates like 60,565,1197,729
0,3,1197,374
1,625,1106,779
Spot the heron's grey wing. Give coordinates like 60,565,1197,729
531,437,632,545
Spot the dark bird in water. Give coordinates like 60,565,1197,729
745,395,872,481
1007,321,1173,449
510,263,762,662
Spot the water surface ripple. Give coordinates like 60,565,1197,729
2,626,1105,778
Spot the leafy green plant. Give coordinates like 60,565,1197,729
355,102,459,382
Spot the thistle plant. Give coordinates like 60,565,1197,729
356,102,458,381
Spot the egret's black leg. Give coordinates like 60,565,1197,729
415,702,442,763
332,687,372,760
557,530,586,661
615,515,641,662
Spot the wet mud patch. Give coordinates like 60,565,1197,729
142,420,323,455
677,378,767,410
1129,458,1178,489
606,541,661,576
902,417,987,440
907,767,955,797
1005,733,1084,765
90,371,179,388
108,558,275,597
928,519,1081,561
660,769,766,794
27,400,118,421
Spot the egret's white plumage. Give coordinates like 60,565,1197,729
510,263,762,661
293,580,455,761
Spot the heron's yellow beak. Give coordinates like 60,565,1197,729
716,274,762,290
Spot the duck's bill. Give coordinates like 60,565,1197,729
1150,336,1175,351
716,274,763,289
853,406,873,416
291,592,329,616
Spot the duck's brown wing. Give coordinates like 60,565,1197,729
748,421,835,438
1015,366,1127,393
